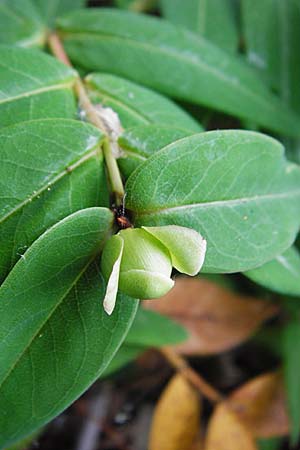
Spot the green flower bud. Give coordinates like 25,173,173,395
101,225,206,315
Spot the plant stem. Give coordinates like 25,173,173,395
47,32,125,204
103,139,125,204
160,347,224,404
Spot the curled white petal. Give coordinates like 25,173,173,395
103,238,124,315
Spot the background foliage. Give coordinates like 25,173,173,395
0,1,300,449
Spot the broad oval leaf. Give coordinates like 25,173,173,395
85,73,203,131
32,0,85,26
160,0,238,53
0,0,45,48
244,247,300,296
118,124,195,178
0,45,78,128
58,8,300,137
0,208,138,447
126,130,300,272
0,118,108,282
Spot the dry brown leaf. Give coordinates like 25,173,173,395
205,403,257,450
228,372,289,438
190,436,205,450
144,277,278,355
149,373,201,450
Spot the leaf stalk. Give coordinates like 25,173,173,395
47,32,125,205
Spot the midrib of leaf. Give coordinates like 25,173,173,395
0,146,102,225
63,31,286,115
133,190,300,215
17,29,47,47
120,149,146,160
0,255,100,391
0,81,75,106
87,85,150,124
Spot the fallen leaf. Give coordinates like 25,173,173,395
149,373,201,450
228,372,289,438
144,277,278,355
190,436,205,450
205,403,257,450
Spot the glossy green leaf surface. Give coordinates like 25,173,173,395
0,46,77,128
58,8,300,137
118,124,194,178
0,119,108,282
160,0,238,53
126,130,300,273
0,208,138,447
85,73,203,131
33,0,85,26
282,316,300,445
0,0,45,47
245,247,300,296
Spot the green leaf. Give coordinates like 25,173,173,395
125,306,187,347
5,428,43,450
0,45,78,128
0,118,108,282
160,0,239,53
0,0,46,47
118,125,195,178
100,344,143,378
32,0,86,26
125,130,300,273
244,246,300,296
242,0,300,164
257,437,282,450
242,0,300,112
102,305,187,377
85,73,203,132
242,0,278,87
282,316,300,445
58,8,300,137
0,208,138,448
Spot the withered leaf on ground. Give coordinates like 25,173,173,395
205,403,257,450
228,372,289,438
144,277,278,355
148,373,201,450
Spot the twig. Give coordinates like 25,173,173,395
47,32,125,204
102,138,126,204
75,384,112,450
160,347,224,404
